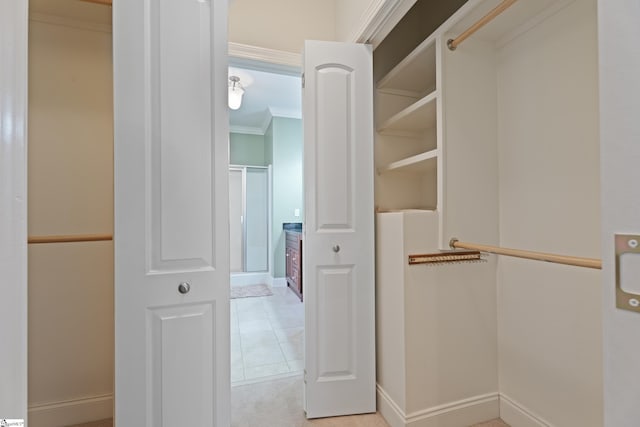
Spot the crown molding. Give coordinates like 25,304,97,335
269,107,302,121
352,0,417,48
229,125,265,136
228,42,301,71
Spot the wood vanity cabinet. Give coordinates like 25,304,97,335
285,231,302,301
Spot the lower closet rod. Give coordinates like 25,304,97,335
449,238,602,270
28,234,113,244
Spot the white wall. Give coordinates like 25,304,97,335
0,0,29,421
27,18,114,426
496,1,602,425
229,0,337,54
598,0,640,425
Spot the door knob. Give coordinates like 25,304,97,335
332,245,340,253
178,282,191,294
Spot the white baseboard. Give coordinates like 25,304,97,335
271,277,287,287
377,385,500,427
499,394,552,427
28,394,113,427
230,273,287,288
230,272,270,286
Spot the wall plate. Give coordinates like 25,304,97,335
615,234,640,313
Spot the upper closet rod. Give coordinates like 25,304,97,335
80,0,112,5
28,234,113,244
450,238,602,270
447,0,518,50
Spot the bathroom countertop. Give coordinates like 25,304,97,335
282,222,302,233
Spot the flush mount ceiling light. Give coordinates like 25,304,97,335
228,76,245,110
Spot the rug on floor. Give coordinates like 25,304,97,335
231,283,273,299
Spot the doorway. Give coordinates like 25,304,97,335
227,62,306,422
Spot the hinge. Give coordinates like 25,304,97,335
301,73,305,89
303,369,307,384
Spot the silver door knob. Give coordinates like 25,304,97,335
332,245,340,253
178,282,191,294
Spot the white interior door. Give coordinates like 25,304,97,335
303,40,375,418
0,0,28,420
599,0,640,424
113,0,230,426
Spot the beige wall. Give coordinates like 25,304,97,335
229,0,337,54
334,0,374,41
496,1,602,425
28,18,114,426
229,0,403,54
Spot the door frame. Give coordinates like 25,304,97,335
598,0,640,423
0,0,29,421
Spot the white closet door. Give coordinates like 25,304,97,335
303,40,376,418
113,0,230,425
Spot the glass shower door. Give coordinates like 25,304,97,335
245,167,268,272
229,166,269,273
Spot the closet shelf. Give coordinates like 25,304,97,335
377,91,437,135
377,38,437,95
378,149,438,174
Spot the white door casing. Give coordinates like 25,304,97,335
0,0,29,420
303,40,376,418
113,0,230,425
598,0,640,424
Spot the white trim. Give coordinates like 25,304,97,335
499,394,553,427
0,0,29,420
229,108,294,136
271,277,287,287
28,394,114,427
346,0,389,43
269,107,302,121
362,0,418,48
229,125,265,135
229,274,286,288
29,12,112,33
261,109,275,134
229,42,301,69
377,385,500,427
230,272,271,286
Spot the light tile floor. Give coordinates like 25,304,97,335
232,285,304,385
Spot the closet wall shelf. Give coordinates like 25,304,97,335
377,91,437,135
377,38,437,94
378,149,438,175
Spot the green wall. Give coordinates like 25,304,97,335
269,117,303,278
230,120,302,279
229,132,266,166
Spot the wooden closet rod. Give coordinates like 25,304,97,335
80,0,112,5
447,0,518,50
449,238,602,270
28,234,113,244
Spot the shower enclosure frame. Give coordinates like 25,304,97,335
229,164,272,283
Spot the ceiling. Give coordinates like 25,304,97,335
29,0,301,135
228,66,301,134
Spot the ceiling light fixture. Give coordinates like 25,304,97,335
228,76,244,110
